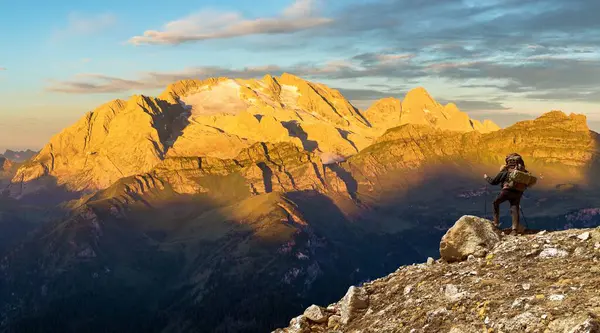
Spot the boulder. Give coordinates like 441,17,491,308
439,215,501,262
340,286,369,324
303,305,329,323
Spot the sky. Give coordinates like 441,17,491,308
0,0,599,151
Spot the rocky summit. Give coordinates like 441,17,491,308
275,216,600,333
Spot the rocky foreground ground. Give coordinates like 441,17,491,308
274,216,600,333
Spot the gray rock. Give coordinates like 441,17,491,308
547,314,599,333
439,215,501,262
549,294,566,302
501,312,540,331
444,284,468,302
303,304,329,323
539,248,569,258
427,257,435,266
578,232,591,241
287,315,309,333
569,318,600,333
340,286,369,324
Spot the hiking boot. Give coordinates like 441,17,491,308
492,217,500,228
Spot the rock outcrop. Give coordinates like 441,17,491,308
439,215,501,262
274,217,600,333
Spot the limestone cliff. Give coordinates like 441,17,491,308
275,217,600,333
9,96,184,195
344,110,599,195
9,75,500,196
67,141,337,215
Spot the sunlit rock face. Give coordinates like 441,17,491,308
9,75,500,196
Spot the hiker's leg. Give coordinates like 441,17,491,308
508,192,523,232
510,204,520,232
493,191,508,227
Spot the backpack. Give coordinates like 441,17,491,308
505,153,525,167
504,168,537,192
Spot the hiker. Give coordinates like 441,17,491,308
484,153,536,235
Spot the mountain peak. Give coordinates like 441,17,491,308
364,97,402,129
510,110,590,132
398,87,499,133
158,78,228,103
403,86,436,105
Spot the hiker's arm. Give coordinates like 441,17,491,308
485,171,507,185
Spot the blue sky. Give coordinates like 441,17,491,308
1,0,599,151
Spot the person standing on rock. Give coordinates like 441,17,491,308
484,153,535,235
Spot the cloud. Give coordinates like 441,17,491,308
336,88,400,101
129,0,332,45
52,12,116,40
47,66,287,93
438,99,510,111
0,67,6,71
48,0,600,113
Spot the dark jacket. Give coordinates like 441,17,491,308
486,165,529,191
486,170,509,186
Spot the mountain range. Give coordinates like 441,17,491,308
0,149,37,163
0,74,599,333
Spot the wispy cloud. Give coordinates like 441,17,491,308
128,0,332,45
51,12,117,40
47,0,600,113
46,43,600,105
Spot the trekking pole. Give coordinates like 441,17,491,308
520,205,528,229
484,185,488,219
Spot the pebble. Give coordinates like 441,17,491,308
548,294,565,302
522,283,531,291
427,257,435,266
